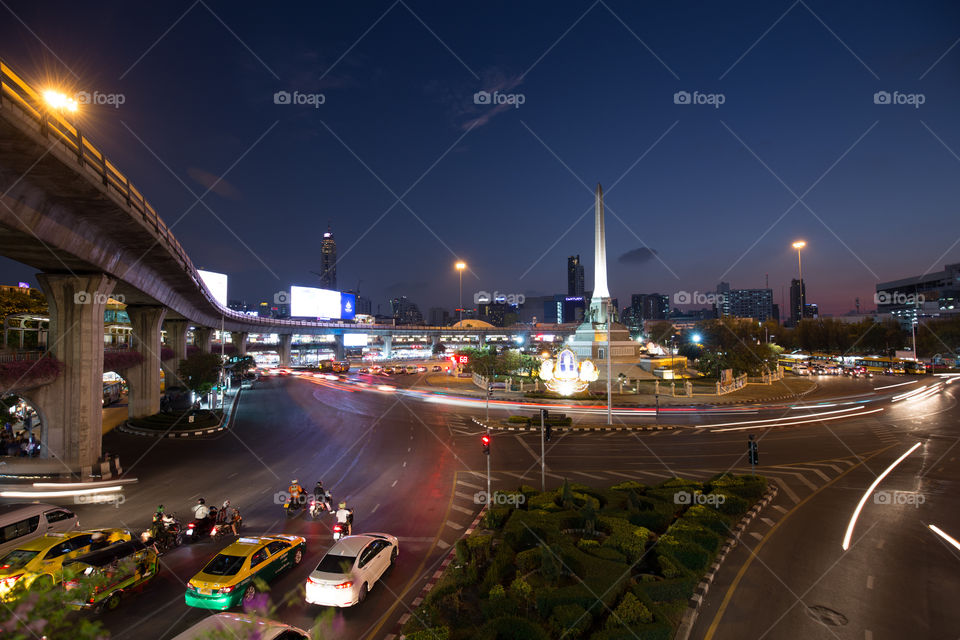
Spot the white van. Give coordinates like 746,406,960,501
0,503,79,556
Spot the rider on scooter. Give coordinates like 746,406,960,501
335,501,354,536
314,480,332,512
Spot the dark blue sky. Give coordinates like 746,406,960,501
1,1,959,316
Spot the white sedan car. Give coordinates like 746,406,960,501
305,533,398,607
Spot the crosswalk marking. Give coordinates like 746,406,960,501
670,429,685,436
445,520,464,531
749,532,764,541
456,479,483,490
760,517,775,527
436,540,450,550
775,465,831,482
772,505,788,514
762,475,800,503
764,470,817,492
454,491,476,501
451,504,475,515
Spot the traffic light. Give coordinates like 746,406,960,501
540,409,549,421
487,384,494,397
748,438,759,465
545,423,552,442
481,434,491,455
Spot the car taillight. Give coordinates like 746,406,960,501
216,585,235,594
187,522,195,528
186,581,198,591
334,581,353,590
1,574,23,587
211,526,219,535
333,524,342,531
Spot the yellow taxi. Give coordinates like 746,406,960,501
185,534,306,610
0,528,132,600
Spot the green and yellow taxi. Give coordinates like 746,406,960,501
0,528,132,600
185,534,306,610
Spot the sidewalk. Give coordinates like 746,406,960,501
418,374,819,407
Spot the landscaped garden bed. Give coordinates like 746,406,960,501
402,474,767,640
127,409,223,432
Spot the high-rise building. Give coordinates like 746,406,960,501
428,307,450,326
390,296,423,325
320,226,337,290
630,293,669,321
790,279,806,324
567,255,584,297
718,288,774,322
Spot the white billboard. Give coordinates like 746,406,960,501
198,270,228,307
343,333,368,347
291,285,341,318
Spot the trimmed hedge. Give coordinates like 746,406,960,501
480,615,550,640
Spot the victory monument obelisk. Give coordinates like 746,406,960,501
570,184,637,372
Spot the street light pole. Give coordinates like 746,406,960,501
540,409,546,491
455,261,466,324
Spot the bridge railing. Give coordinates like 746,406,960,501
0,60,577,336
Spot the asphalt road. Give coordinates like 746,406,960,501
55,373,960,639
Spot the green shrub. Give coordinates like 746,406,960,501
516,547,541,573
630,509,673,532
589,623,673,640
606,592,653,628
404,627,450,640
656,553,683,579
667,520,722,554
480,615,550,640
467,531,494,564
480,545,516,593
527,491,561,512
503,510,561,550
508,415,530,423
550,603,592,639
484,506,512,529
610,480,645,491
586,546,627,563
577,538,600,550
708,474,767,501
657,535,710,573
712,492,750,516
455,539,469,564
509,577,533,605
489,584,506,600
635,576,698,603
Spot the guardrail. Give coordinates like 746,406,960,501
0,350,44,363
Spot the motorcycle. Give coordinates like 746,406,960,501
309,493,332,519
152,515,183,553
213,508,243,540
184,507,217,543
332,522,346,541
283,493,307,518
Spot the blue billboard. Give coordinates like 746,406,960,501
340,293,356,320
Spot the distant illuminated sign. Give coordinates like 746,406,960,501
17,282,29,289
343,333,367,347
340,293,356,320
291,286,341,318
564,296,584,302
539,348,598,395
198,270,228,307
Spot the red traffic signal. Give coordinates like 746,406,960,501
481,434,491,454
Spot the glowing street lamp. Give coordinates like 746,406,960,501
792,241,806,322
455,261,466,324
42,90,78,113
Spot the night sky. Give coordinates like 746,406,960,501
1,1,959,317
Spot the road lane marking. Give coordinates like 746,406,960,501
391,480,398,487
866,575,874,589
760,517,775,527
501,471,529,480
572,471,606,480
749,532,763,541
371,503,380,514
843,442,923,550
454,491,475,500
445,520,464,530
876,539,885,549
756,473,803,502
403,461,407,467
456,479,483,490
703,446,893,640
408,447,411,452
451,504,474,515
362,473,460,640
436,540,450,550
227,472,238,479
772,505,788,514
765,469,818,491
775,465,831,482
865,631,873,640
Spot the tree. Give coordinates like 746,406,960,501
178,352,223,395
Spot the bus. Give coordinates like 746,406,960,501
102,380,122,406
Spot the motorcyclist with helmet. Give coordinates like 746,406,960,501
335,501,354,536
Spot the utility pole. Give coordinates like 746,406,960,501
481,433,491,502
540,409,546,491
486,382,492,422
